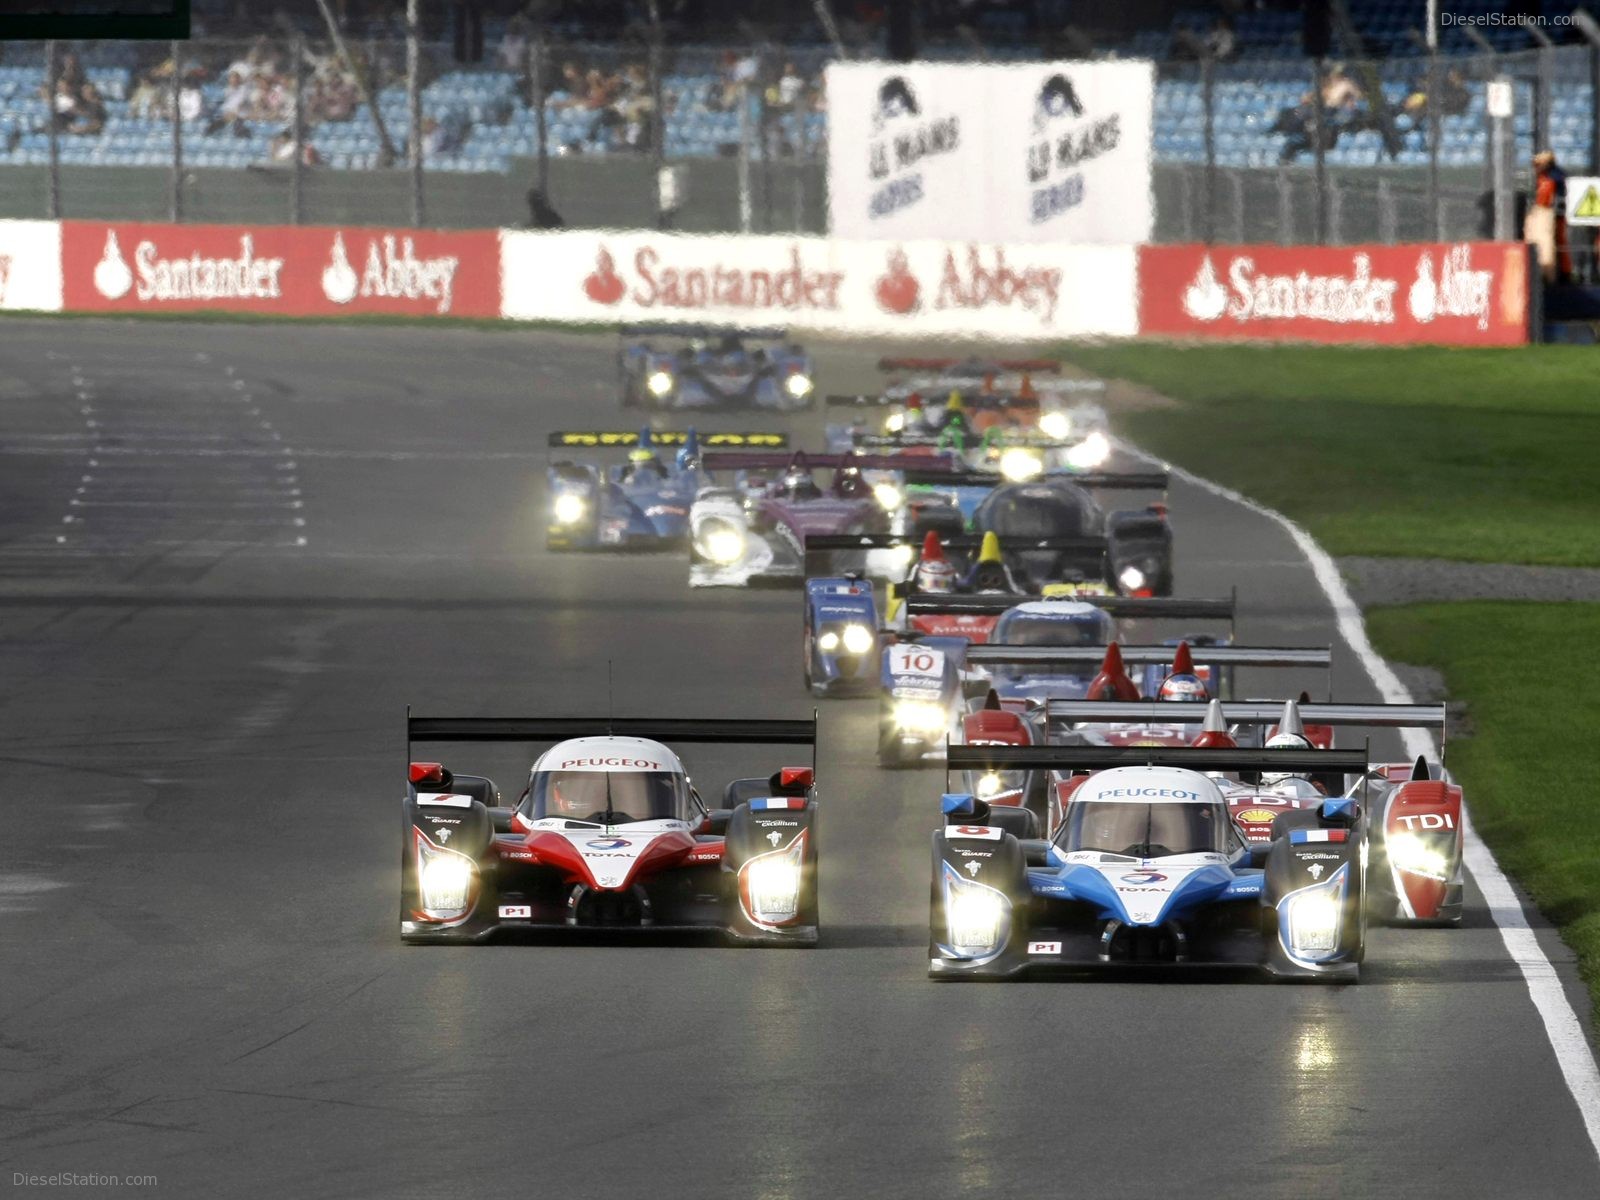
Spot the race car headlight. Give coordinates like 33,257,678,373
646,369,674,396
941,863,1010,957
818,630,841,653
785,372,813,398
1280,866,1348,960
1388,832,1450,882
893,699,947,734
416,834,475,919
552,492,587,525
739,832,806,925
1039,410,1071,439
841,622,875,655
1118,565,1146,592
696,519,746,565
873,482,903,511
998,447,1044,482
885,411,905,433
1066,431,1111,469
976,771,1005,798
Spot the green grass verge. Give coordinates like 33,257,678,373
1368,601,1600,1016
1060,343,1600,567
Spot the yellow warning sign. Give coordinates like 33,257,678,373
1568,178,1600,225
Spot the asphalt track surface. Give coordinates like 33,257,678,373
1,318,1596,1199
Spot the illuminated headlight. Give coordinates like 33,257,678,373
941,863,1010,957
785,372,814,398
1066,431,1111,469
998,447,1044,482
696,519,746,565
842,623,874,655
1280,867,1349,960
1389,832,1450,881
893,699,947,734
885,411,905,433
975,771,1009,798
873,482,903,511
552,492,587,525
646,369,674,396
818,630,840,652
1118,565,1146,592
416,835,475,919
1039,410,1071,439
740,833,806,925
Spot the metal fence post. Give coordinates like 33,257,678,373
1426,48,1442,239
1328,178,1343,244
1229,171,1245,242
528,26,548,196
737,78,752,233
407,0,424,227
1277,167,1294,245
290,33,304,224
648,2,667,230
1201,55,1216,243
1311,58,1328,244
44,41,60,219
169,38,182,221
1377,175,1397,242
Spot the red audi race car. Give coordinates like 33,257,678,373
401,714,820,944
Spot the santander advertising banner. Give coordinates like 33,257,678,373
59,221,502,317
499,230,1137,339
1139,242,1530,346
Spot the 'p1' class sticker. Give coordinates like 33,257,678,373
1028,941,1063,955
498,905,532,919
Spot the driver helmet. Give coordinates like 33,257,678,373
781,467,822,501
1157,673,1208,702
914,529,956,594
967,531,1012,592
1262,730,1314,786
835,468,871,500
626,447,665,477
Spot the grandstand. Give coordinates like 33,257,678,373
0,2,1589,186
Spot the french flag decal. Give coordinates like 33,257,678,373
1290,828,1349,844
750,797,807,811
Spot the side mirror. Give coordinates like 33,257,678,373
490,808,516,834
699,809,733,836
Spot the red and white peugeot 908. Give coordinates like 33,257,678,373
400,715,819,945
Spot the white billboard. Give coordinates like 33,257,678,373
499,230,1136,340
826,60,1153,245
0,220,64,311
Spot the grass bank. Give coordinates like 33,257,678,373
1368,601,1600,1017
1061,343,1600,567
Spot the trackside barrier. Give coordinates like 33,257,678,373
0,219,1530,345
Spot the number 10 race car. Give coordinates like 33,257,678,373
401,713,820,945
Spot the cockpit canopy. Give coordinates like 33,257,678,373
1061,798,1232,858
977,484,1094,539
526,769,693,824
993,605,1115,648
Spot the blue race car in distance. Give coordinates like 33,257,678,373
545,429,785,551
619,324,815,411
931,743,1371,981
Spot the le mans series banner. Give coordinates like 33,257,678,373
824,60,1154,245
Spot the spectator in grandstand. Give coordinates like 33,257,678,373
772,61,805,113
127,65,166,119
268,127,322,167
497,15,529,71
1203,15,1237,62
1273,89,1337,163
178,71,207,124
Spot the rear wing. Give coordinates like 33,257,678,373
621,323,788,340
548,431,787,449
878,357,1062,374
946,744,1368,775
804,532,1109,555
901,468,1167,490
701,451,959,474
967,645,1330,669
408,712,818,768
906,593,1236,622
1042,700,1443,738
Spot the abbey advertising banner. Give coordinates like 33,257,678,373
825,60,1153,245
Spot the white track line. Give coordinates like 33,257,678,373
1133,444,1600,1163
